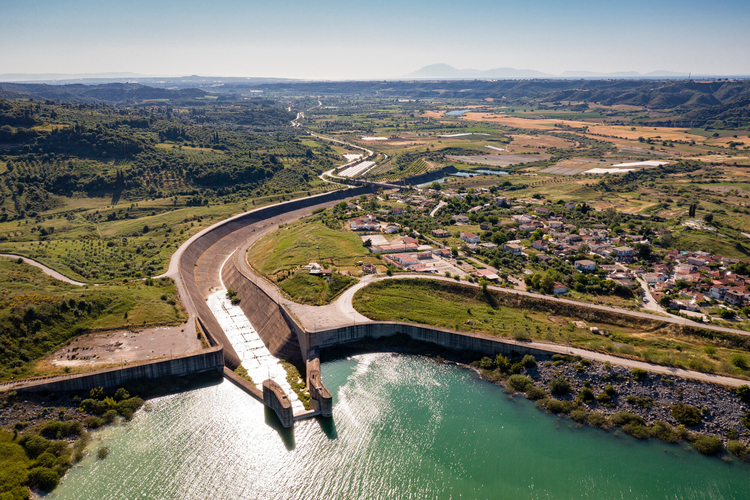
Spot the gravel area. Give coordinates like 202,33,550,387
519,356,750,445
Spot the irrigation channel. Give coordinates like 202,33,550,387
51,354,749,499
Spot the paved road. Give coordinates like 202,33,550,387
430,200,447,218
0,253,86,286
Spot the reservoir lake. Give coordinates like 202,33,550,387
50,353,749,500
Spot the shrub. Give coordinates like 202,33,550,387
34,452,56,469
604,384,617,396
549,377,571,395
741,410,750,428
521,354,536,368
525,386,546,400
671,403,702,427
727,440,748,461
20,435,51,459
649,421,680,443
623,423,650,440
570,409,588,424
596,392,612,404
113,388,130,401
27,467,59,492
611,412,645,427
737,385,750,404
626,396,654,409
478,357,494,370
730,354,749,370
588,411,608,428
41,420,83,439
546,399,566,414
691,435,722,455
103,409,119,425
117,397,144,416
507,375,533,392
631,368,648,381
84,416,104,429
97,446,110,459
577,387,595,403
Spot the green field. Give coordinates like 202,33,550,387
0,257,185,380
248,217,376,275
278,271,356,305
353,279,750,379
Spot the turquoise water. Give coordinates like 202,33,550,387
51,354,749,499
475,169,509,175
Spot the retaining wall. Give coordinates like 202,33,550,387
15,346,224,393
309,322,555,359
401,165,458,186
306,347,332,418
263,379,293,428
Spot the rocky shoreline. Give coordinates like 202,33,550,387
470,353,750,459
518,356,749,440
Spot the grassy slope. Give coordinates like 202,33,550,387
0,257,185,380
279,271,356,305
353,279,750,379
248,219,372,275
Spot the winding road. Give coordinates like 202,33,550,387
0,254,86,286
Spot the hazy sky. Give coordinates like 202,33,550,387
2,0,749,79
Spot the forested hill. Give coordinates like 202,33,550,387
0,82,209,104
0,96,341,222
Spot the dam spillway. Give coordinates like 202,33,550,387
207,290,305,413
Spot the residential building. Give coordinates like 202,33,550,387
504,243,524,256
574,260,597,273
461,232,480,244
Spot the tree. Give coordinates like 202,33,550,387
659,295,672,308
431,181,442,191
703,213,714,224
634,243,652,261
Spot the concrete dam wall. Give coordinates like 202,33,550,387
309,322,555,359
15,346,224,393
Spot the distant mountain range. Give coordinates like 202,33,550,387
405,64,696,80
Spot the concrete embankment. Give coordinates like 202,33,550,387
11,346,224,393
263,379,293,428
309,322,553,359
221,257,303,364
222,366,263,403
